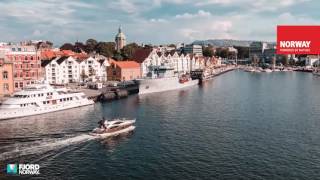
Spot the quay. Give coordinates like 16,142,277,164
191,65,236,84
79,81,139,102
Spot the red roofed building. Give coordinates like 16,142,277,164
107,59,140,81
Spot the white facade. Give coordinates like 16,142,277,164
45,56,80,84
44,55,109,84
305,56,319,67
183,44,203,56
79,55,109,82
139,49,205,77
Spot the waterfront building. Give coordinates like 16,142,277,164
0,57,14,97
249,41,268,62
115,26,126,52
263,48,276,63
43,55,109,84
304,55,319,68
107,60,140,81
5,44,42,90
182,44,203,56
43,56,80,84
132,48,207,78
79,55,109,82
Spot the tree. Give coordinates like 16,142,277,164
203,47,214,57
215,48,229,58
95,42,115,57
74,42,86,53
121,43,140,59
46,41,53,47
168,44,176,48
283,55,289,66
113,51,123,60
60,43,74,51
85,39,98,53
80,69,88,82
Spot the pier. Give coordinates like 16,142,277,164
191,65,236,84
80,81,139,102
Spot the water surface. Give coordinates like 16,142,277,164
1,71,320,179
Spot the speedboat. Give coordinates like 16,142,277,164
90,118,136,138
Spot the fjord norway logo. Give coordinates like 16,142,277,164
6,164,18,174
6,163,40,175
277,26,320,54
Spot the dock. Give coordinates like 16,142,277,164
191,65,236,84
81,82,139,102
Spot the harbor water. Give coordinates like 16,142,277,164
1,70,320,179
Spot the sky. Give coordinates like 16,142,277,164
0,0,319,46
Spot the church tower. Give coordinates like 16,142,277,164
115,26,126,52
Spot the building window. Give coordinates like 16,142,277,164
15,83,18,88
31,56,33,60
3,83,9,92
25,56,27,61
3,71,8,79
19,82,23,88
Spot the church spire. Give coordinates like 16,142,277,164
118,25,122,33
115,25,126,52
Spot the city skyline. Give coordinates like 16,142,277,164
0,0,319,45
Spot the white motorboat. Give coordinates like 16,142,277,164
0,83,94,120
265,69,273,73
90,118,136,138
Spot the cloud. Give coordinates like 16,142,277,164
150,18,167,23
175,10,211,19
0,0,318,45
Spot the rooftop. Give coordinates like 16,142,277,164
111,60,140,69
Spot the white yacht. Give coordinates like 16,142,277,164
0,83,94,120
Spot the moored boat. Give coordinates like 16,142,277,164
0,83,94,120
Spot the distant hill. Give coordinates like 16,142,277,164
192,39,254,47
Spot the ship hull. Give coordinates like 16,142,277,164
0,99,94,120
136,77,199,95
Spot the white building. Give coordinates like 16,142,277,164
43,55,109,84
44,56,80,84
305,55,319,68
132,48,206,77
79,55,109,82
183,44,203,56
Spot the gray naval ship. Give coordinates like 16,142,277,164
135,65,199,95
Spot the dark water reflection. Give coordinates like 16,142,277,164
1,71,320,179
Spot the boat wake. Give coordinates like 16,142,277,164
0,134,97,161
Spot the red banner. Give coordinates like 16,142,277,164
277,25,320,55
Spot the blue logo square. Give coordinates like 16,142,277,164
6,164,18,174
